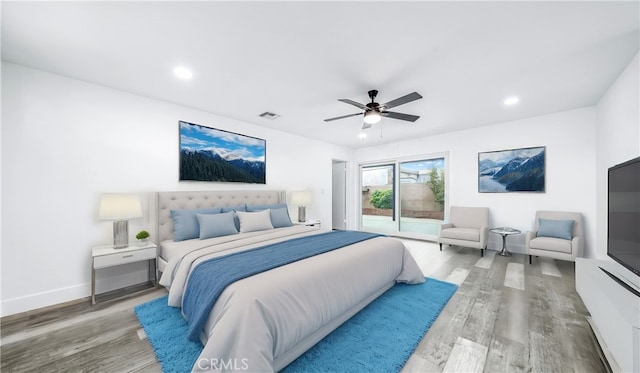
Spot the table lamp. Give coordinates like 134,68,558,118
99,193,143,249
291,191,312,222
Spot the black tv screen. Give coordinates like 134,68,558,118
608,156,640,277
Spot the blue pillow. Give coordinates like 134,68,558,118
197,212,238,239
171,208,222,241
221,204,246,213
537,218,574,240
247,203,292,228
269,207,294,228
221,204,246,231
246,203,287,212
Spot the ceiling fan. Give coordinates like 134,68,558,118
324,90,423,129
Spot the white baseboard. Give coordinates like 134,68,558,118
1,283,89,317
1,266,151,317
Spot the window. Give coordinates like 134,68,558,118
360,154,447,241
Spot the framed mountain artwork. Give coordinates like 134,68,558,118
478,146,545,193
179,121,266,184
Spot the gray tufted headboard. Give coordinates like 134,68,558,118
155,190,286,243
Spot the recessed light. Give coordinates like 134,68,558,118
504,96,519,106
358,132,368,140
173,66,193,80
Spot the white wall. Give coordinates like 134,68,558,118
595,52,640,259
0,62,353,316
355,107,598,255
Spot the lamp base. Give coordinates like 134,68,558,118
297,206,306,223
113,220,129,249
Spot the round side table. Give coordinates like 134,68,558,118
490,227,521,257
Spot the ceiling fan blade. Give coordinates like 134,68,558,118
381,111,420,122
381,92,422,109
324,112,363,122
338,99,368,110
362,122,372,129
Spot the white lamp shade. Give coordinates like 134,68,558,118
99,194,143,220
364,110,382,124
291,191,312,206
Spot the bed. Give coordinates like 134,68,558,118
154,190,425,372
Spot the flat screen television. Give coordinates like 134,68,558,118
608,156,640,277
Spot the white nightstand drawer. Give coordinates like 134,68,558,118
294,220,321,228
93,247,156,269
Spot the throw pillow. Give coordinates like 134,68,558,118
197,212,238,239
269,207,294,228
537,218,574,240
170,207,221,241
246,203,287,212
236,209,274,233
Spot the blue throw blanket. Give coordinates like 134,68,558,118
182,230,382,341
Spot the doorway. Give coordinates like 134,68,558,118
332,160,347,230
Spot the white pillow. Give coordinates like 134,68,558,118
236,209,274,233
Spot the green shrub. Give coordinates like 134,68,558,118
370,189,393,209
427,168,445,210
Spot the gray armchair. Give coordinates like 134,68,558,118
439,206,490,256
525,210,584,264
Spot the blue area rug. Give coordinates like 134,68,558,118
135,277,457,373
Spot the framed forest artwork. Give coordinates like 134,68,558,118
179,121,266,184
478,146,545,193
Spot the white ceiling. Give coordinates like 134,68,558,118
2,1,639,149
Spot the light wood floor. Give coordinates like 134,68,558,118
1,240,606,372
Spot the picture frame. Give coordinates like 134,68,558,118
478,146,545,193
179,120,266,184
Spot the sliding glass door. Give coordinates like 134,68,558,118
399,158,445,237
361,164,396,234
360,154,446,240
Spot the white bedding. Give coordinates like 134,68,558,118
159,226,310,264
159,227,425,372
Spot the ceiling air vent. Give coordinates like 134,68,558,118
259,112,280,120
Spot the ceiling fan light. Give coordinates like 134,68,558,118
364,110,382,124
173,66,193,80
504,96,519,105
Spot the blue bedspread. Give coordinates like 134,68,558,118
182,230,381,341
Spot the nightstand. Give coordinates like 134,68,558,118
294,220,321,228
91,242,157,305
